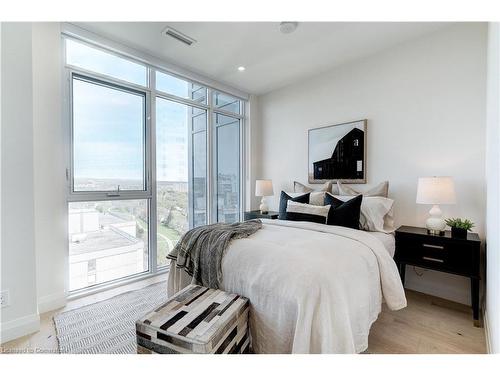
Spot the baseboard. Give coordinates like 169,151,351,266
38,291,67,314
0,313,40,344
484,310,493,354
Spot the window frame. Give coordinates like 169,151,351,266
155,69,208,105
68,72,152,199
212,91,243,116
211,111,243,223
65,36,150,89
63,34,247,296
189,123,208,228
154,96,208,267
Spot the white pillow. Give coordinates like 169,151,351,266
286,201,331,224
337,181,389,197
310,192,326,206
287,191,325,206
334,195,395,233
293,181,340,204
293,181,339,197
294,181,332,193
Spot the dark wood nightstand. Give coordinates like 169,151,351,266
395,225,481,326
244,210,279,220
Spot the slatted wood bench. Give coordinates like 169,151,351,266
136,284,250,354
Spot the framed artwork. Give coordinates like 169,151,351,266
308,119,367,184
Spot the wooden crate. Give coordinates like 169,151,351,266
136,284,250,354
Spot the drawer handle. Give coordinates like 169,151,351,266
422,256,444,263
422,243,445,250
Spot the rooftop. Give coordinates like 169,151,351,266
70,228,140,255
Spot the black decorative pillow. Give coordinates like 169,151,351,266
324,193,363,229
278,191,310,220
285,201,331,224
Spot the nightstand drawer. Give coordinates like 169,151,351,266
395,237,475,276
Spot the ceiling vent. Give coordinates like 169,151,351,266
162,26,196,46
279,22,298,34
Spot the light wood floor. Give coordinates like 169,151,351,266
368,290,486,354
1,276,486,354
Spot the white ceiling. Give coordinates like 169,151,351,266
75,22,451,95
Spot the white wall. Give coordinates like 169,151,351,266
0,22,66,344
32,23,67,314
485,22,500,354
0,21,2,343
255,23,487,305
1,23,40,343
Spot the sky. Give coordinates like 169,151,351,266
69,38,240,188
67,39,147,86
73,78,145,182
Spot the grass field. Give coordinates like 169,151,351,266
157,224,181,266
137,218,182,267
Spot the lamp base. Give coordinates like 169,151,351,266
427,228,445,236
259,197,269,215
425,204,446,235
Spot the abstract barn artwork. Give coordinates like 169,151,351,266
308,119,367,184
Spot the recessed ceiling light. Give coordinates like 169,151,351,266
238,66,246,72
279,22,298,34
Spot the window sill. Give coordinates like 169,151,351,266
67,267,169,301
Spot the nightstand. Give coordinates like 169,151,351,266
395,225,481,326
244,210,279,220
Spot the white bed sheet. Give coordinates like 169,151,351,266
167,220,406,354
368,232,396,257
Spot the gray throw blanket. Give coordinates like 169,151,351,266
167,219,262,289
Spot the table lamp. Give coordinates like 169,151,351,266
416,176,456,235
255,179,274,214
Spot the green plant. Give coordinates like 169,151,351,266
445,218,475,231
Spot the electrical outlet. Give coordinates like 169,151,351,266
0,290,10,307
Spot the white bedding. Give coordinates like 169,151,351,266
167,219,406,353
369,232,396,257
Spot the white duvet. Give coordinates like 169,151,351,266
167,219,407,354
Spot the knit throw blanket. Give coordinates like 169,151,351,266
167,219,263,289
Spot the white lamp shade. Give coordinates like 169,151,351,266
416,176,456,205
255,179,274,197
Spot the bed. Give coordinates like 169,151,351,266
167,218,406,354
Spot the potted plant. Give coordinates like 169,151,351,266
445,218,474,239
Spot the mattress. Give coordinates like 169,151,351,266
368,232,396,257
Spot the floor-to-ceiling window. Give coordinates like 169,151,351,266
64,36,245,292
155,98,208,267
214,110,241,223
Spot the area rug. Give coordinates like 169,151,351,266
54,282,168,354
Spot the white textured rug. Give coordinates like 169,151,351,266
54,282,168,354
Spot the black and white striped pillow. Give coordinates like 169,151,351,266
285,201,331,224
